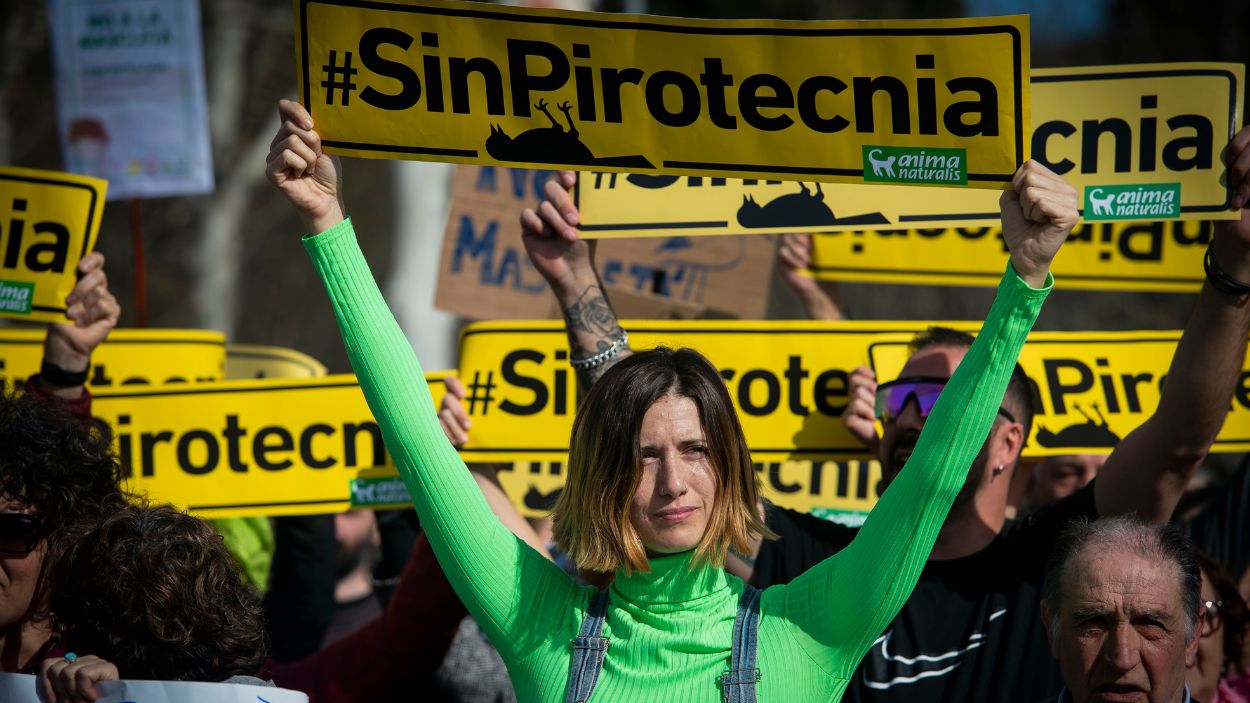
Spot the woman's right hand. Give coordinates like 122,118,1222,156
39,655,119,703
265,99,344,234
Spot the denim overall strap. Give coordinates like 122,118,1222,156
564,589,611,703
720,585,763,703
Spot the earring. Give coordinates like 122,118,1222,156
992,464,1005,477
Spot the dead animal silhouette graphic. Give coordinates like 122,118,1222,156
1035,403,1122,448
736,181,889,228
524,485,562,511
485,99,653,168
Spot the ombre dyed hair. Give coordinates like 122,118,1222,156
552,347,773,573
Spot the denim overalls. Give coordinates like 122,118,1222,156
564,585,763,703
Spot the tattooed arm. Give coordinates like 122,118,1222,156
521,171,633,389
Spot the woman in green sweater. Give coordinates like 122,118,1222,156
266,99,1078,701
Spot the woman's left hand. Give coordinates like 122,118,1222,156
39,655,120,703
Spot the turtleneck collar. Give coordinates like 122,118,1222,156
611,550,731,609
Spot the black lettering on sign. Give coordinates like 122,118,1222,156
1044,358,1093,415
2,198,71,274
1235,371,1250,411
1032,103,1213,176
738,369,780,416
499,349,549,415
254,426,295,470
346,32,1003,138
300,423,337,469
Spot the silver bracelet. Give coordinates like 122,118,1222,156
569,330,629,369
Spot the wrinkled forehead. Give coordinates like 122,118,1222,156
1064,549,1183,616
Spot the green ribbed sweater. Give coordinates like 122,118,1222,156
305,219,1050,702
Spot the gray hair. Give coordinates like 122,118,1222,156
1041,514,1202,642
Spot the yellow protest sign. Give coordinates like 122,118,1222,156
96,372,450,519
0,329,225,395
226,344,328,379
296,0,1028,186
455,320,1250,462
809,219,1214,292
575,62,1243,238
0,166,107,322
869,330,1250,456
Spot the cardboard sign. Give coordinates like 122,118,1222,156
226,344,328,379
48,0,214,199
296,0,1029,186
808,219,1215,292
0,329,225,395
0,166,107,322
453,320,1250,462
96,373,448,519
435,165,776,319
575,62,1243,237
0,673,307,703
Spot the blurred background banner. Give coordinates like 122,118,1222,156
0,328,225,393
48,0,213,199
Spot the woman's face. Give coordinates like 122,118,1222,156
1186,570,1224,702
0,497,45,631
630,393,717,557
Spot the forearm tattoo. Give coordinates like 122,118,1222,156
563,284,630,388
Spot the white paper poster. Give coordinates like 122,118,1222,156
0,673,308,703
48,0,214,200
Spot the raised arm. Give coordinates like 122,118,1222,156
25,252,119,416
1095,126,1250,522
782,161,1075,676
265,100,578,661
521,171,632,389
777,232,847,321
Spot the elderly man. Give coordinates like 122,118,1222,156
1041,515,1203,703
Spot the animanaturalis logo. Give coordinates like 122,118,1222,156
0,280,32,314
1084,183,1181,221
350,476,409,507
862,145,967,185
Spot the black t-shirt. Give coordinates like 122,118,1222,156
1180,458,1250,579
753,482,1100,703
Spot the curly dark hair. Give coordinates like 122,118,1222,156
0,391,125,611
50,503,268,681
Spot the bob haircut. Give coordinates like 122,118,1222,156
552,347,773,574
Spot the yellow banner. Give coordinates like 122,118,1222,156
455,320,1250,461
0,329,225,395
226,344,328,380
0,167,108,322
96,372,450,519
296,0,1028,186
810,219,1214,292
575,62,1243,238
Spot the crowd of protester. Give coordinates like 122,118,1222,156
0,98,1247,703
